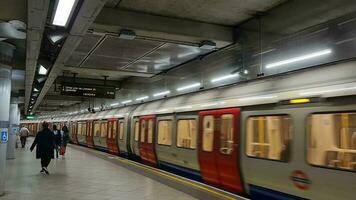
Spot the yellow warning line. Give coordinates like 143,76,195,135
72,145,246,200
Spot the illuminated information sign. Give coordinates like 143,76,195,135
61,84,116,99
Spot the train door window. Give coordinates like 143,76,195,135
94,122,101,137
77,123,82,135
157,120,172,146
308,112,356,171
220,114,234,155
134,121,139,141
101,122,107,138
108,122,113,139
147,119,154,144
113,121,118,139
82,123,87,136
202,116,215,152
177,119,197,149
119,121,124,140
140,120,146,142
246,115,292,161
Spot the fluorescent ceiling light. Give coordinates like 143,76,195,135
299,86,356,96
177,83,201,91
136,96,149,101
110,103,119,107
265,49,332,69
121,100,132,104
200,102,226,107
238,95,277,101
153,90,171,97
52,0,76,27
38,65,47,75
33,88,39,92
174,106,192,110
211,74,238,83
157,109,168,112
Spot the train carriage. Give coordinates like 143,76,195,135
25,61,356,200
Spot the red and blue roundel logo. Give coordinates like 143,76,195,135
290,170,311,190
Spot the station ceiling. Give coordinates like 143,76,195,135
2,0,356,116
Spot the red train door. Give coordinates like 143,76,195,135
138,115,157,167
71,122,78,144
107,119,120,155
198,108,244,194
86,121,94,148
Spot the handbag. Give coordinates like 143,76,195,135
60,145,66,155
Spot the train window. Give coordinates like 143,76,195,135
108,122,113,139
246,115,292,162
203,116,215,152
157,120,172,146
140,120,146,142
220,114,234,155
308,113,356,171
119,122,124,140
177,119,197,149
148,119,154,144
113,121,117,139
134,121,139,141
100,122,107,138
94,122,101,137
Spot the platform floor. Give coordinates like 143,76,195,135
2,138,197,200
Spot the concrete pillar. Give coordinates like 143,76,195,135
6,103,18,159
0,64,11,196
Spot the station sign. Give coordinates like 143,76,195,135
1,128,8,143
61,84,116,99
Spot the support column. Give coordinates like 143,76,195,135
0,41,14,196
0,64,11,196
6,102,18,159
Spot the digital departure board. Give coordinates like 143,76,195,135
61,84,116,99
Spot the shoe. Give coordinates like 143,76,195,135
40,168,46,175
43,167,49,175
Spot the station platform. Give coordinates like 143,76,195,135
2,138,243,200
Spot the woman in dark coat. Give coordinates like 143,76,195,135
30,122,55,175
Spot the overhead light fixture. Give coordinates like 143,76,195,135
48,33,66,44
199,40,216,50
243,69,249,75
52,0,77,27
266,49,332,69
211,74,238,83
110,103,119,107
238,95,277,101
136,96,149,101
33,88,39,92
118,29,136,40
299,86,356,96
174,106,193,110
121,100,132,104
153,90,171,97
177,83,201,91
200,102,226,107
38,64,48,75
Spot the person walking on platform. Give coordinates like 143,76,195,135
53,125,61,159
19,125,30,148
60,125,70,157
30,122,55,175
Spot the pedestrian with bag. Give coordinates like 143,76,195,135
59,125,70,157
30,122,55,175
19,125,30,148
53,125,61,159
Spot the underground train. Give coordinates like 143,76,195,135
22,61,356,200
